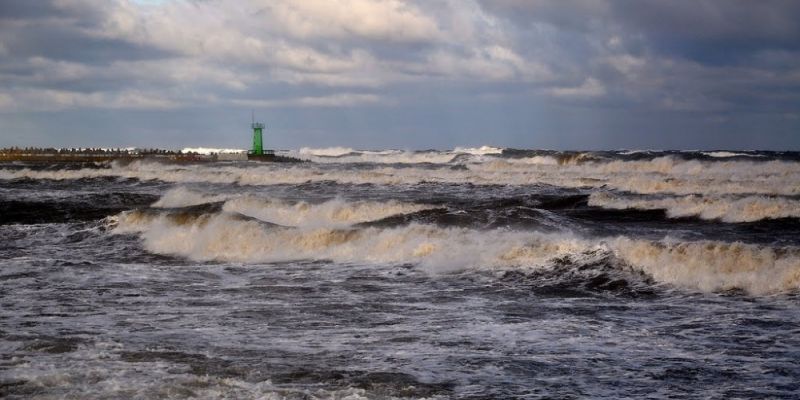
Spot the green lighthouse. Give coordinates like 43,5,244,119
251,121,265,155
247,112,285,161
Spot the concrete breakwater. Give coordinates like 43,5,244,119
0,148,301,163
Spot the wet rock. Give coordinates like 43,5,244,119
22,337,83,353
353,372,454,398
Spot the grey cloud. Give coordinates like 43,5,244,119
0,2,62,20
0,0,797,149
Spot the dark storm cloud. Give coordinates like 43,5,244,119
2,23,173,65
611,1,800,67
0,1,172,65
610,1,800,45
0,1,65,20
479,0,800,64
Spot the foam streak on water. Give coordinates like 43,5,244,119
1,148,799,399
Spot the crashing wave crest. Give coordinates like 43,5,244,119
588,192,800,222
298,147,356,157
3,154,799,197
110,205,800,295
128,187,436,229
453,146,504,155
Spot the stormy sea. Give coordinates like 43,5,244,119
2,147,799,399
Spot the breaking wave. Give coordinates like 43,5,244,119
588,192,800,222
612,238,800,294
151,186,231,208
110,205,800,295
127,188,436,229
292,149,457,164
486,152,595,166
292,146,503,164
221,196,435,228
701,151,763,158
2,153,799,197
452,146,504,155
298,146,356,157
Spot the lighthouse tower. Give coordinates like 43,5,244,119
247,111,279,161
251,121,265,155
249,110,266,156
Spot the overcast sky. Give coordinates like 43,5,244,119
0,0,798,150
